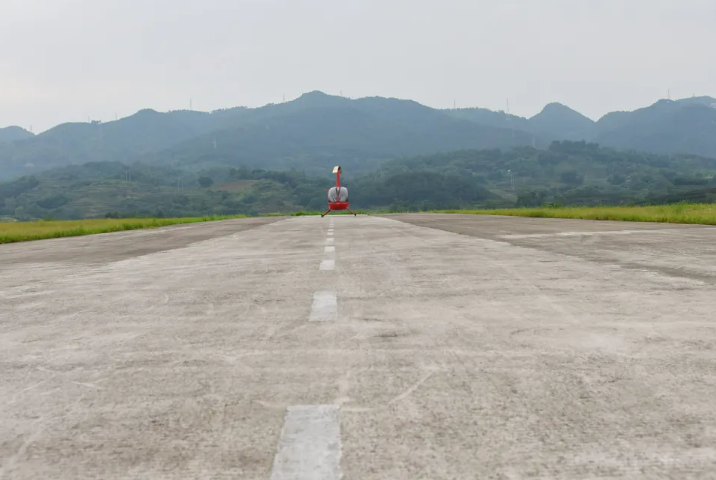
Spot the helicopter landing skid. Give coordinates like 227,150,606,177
321,209,357,217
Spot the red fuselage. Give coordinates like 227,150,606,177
322,166,356,217
328,170,349,210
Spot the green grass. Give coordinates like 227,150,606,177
0,215,249,244
0,209,380,244
433,203,716,225
0,209,386,244
8,204,714,245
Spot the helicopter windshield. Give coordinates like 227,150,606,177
328,186,349,202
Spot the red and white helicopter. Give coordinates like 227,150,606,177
322,165,357,217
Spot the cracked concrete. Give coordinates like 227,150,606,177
2,214,716,479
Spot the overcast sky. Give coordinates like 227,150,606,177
1,0,714,132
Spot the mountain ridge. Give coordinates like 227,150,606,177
0,126,34,144
1,91,715,181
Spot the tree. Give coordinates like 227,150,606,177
198,176,214,188
36,193,69,209
560,171,584,185
607,173,626,185
516,190,546,207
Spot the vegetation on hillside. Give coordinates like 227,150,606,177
3,141,716,221
0,92,532,180
593,98,716,158
2,92,715,183
359,141,716,210
0,126,33,144
436,203,716,226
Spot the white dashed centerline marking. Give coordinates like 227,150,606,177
319,259,335,271
321,223,337,270
269,405,342,480
309,291,337,322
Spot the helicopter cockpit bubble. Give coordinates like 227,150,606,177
327,186,349,203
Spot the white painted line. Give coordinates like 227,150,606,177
325,238,334,245
319,259,335,271
270,405,342,480
309,291,337,322
324,246,335,253
327,232,333,236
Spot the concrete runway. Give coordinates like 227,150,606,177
2,214,716,479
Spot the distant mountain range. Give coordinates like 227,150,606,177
1,91,715,180
446,95,716,155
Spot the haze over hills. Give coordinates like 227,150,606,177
444,102,595,142
1,91,715,182
445,96,716,155
0,126,34,144
0,91,535,180
528,103,596,141
593,96,716,157
4,139,716,221
152,92,536,176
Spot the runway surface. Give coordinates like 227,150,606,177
2,214,716,479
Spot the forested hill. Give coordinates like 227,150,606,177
0,92,533,180
446,96,716,158
593,97,716,158
445,102,594,142
0,126,33,144
2,92,715,182
4,141,716,221
367,141,716,208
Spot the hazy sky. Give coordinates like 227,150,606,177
1,0,714,132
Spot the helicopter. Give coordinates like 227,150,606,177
322,166,357,217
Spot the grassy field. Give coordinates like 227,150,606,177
0,215,249,244
8,204,712,245
435,203,716,225
0,211,369,244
